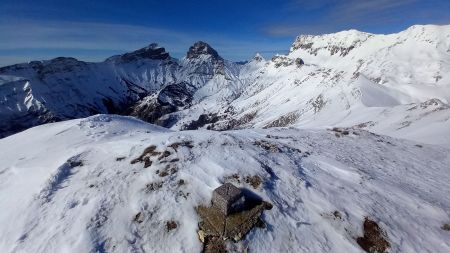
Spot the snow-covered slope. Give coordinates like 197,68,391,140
194,24,450,146
0,115,449,253
1,25,449,146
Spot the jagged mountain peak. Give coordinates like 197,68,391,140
186,41,221,60
252,53,265,62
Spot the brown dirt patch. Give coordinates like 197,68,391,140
133,212,144,223
442,223,450,231
225,173,241,183
168,141,194,151
158,150,171,160
331,127,350,136
333,211,342,220
166,220,178,231
131,145,161,164
157,165,178,177
245,175,263,189
143,157,152,168
356,218,390,253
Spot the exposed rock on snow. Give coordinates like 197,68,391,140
356,218,390,253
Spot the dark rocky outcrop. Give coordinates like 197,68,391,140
114,43,170,62
357,218,390,253
272,55,294,68
182,113,220,130
157,82,196,107
129,82,196,127
187,41,221,60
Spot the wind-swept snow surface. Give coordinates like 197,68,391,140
0,115,449,252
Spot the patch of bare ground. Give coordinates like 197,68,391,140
115,156,126,161
177,179,185,186
144,182,163,193
168,140,194,151
331,127,350,137
156,164,178,177
320,210,344,221
133,212,144,223
225,173,241,183
442,223,450,231
333,211,342,220
245,175,262,189
166,220,178,232
356,218,390,253
158,150,171,160
130,145,161,167
253,140,279,152
224,174,263,189
143,157,152,168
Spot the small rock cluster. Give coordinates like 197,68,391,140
271,55,304,68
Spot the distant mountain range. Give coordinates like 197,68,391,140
1,24,449,146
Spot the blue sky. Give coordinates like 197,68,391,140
0,0,449,66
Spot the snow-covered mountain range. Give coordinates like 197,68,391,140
1,25,450,146
1,25,450,253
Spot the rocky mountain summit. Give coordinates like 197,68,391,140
1,25,449,146
187,41,222,60
108,43,171,62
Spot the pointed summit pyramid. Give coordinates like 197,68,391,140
186,41,221,60
252,53,265,62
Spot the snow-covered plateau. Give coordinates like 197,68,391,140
0,24,450,253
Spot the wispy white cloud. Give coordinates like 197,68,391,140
0,19,193,51
265,0,448,36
